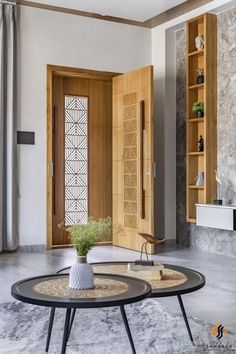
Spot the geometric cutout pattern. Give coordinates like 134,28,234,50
124,147,137,160
124,92,137,106
124,188,137,202
124,175,137,187
124,215,137,230
124,132,137,147
124,201,137,215
123,92,138,230
124,106,137,120
124,161,137,174
64,96,88,226
124,119,137,133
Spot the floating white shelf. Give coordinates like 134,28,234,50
196,204,236,231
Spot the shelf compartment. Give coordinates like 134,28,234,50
188,152,204,156
188,119,204,152
188,49,204,57
188,218,196,223
188,52,204,87
188,16,204,53
189,112,205,120
187,188,204,220
188,87,204,116
188,83,204,90
189,117,204,123
188,185,204,189
188,155,204,186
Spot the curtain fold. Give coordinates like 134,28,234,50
0,4,18,252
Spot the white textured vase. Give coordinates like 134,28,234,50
69,256,94,290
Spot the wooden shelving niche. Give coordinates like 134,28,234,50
186,13,217,223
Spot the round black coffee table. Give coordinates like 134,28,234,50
92,262,205,346
11,273,151,354
58,262,205,347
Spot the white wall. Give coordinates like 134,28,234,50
152,26,166,239
17,6,151,246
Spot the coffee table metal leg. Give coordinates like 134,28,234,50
67,308,76,342
120,305,136,354
61,308,71,354
45,307,55,353
177,295,195,345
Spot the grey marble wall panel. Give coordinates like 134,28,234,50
176,29,190,246
175,7,236,256
217,8,236,205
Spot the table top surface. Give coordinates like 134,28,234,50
89,262,205,297
11,273,151,308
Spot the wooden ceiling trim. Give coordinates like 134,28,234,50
16,0,215,28
17,0,150,28
144,0,214,28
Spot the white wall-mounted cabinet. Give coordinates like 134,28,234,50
196,204,236,231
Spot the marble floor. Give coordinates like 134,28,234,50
1,242,236,333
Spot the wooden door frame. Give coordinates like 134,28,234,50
47,65,119,249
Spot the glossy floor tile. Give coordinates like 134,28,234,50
0,242,235,333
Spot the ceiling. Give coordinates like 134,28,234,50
27,0,188,22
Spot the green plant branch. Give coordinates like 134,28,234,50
59,217,112,257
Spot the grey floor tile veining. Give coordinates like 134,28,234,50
0,243,236,334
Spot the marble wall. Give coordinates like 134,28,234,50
176,7,236,257
176,29,190,246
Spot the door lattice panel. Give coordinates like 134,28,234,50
123,92,138,230
64,96,88,226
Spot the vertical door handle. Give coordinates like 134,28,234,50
153,162,157,178
52,106,57,216
140,100,145,219
48,162,54,177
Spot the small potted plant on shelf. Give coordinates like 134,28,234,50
59,217,112,290
192,100,204,118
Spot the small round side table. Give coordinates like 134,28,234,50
11,273,151,354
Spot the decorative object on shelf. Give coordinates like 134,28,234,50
196,68,204,84
198,135,204,152
195,171,204,186
138,233,166,262
192,100,204,118
214,170,223,205
59,217,112,289
195,34,204,50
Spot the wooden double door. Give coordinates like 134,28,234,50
50,66,154,252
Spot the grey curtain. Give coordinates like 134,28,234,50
0,4,18,252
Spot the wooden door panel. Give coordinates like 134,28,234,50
89,79,112,219
52,76,66,246
112,66,154,253
52,76,112,246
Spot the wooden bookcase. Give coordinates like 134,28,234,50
186,13,217,223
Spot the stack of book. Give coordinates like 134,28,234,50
127,262,164,280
